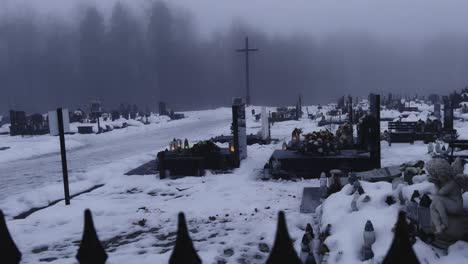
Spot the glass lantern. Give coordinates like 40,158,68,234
229,141,235,153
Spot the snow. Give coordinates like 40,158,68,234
0,123,9,134
0,106,467,263
407,101,434,112
320,180,468,264
380,109,400,120
0,134,85,164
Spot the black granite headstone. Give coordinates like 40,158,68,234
232,98,247,167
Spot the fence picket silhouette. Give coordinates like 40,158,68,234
76,209,108,264
169,212,202,264
265,211,302,264
0,210,22,264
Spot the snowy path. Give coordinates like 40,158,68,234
0,111,232,215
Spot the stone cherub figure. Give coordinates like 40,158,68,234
425,158,467,234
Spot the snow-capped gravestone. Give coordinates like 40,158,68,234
48,108,70,136
356,165,401,182
300,187,322,213
232,97,247,166
434,103,441,119
261,106,270,140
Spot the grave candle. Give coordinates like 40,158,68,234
177,139,182,150
229,141,235,153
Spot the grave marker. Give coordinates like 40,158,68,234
369,94,381,168
443,97,454,132
236,37,259,105
232,98,247,167
261,106,270,140
434,103,441,119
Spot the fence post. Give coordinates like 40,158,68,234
266,211,302,264
0,210,22,264
169,213,201,264
76,209,107,264
382,211,420,264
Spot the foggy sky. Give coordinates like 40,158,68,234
1,0,468,113
7,0,468,41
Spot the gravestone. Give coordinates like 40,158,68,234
300,187,322,213
434,103,441,119
347,96,353,123
90,100,102,120
232,98,247,167
369,94,381,168
443,97,453,132
159,102,167,115
261,106,270,140
356,166,401,182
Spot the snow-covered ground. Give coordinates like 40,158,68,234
0,106,467,263
320,181,468,264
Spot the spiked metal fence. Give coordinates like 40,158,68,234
0,209,419,264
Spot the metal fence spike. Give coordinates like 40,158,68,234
382,211,420,264
169,213,201,264
265,211,301,264
0,210,22,264
76,209,108,264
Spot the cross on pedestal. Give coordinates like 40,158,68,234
236,37,258,106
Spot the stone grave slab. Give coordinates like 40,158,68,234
300,187,322,213
125,160,158,175
357,165,401,182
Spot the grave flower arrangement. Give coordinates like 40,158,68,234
191,140,221,154
299,130,341,156
335,122,354,148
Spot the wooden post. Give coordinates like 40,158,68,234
57,108,70,205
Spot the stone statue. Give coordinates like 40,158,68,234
426,158,466,234
434,141,441,153
427,142,434,154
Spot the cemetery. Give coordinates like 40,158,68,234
2,81,468,264
1,3,468,262
1,93,468,263
2,87,468,264
268,96,303,123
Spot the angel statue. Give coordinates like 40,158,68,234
425,158,467,235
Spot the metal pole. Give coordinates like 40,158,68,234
57,108,70,205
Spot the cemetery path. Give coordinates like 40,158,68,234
0,116,231,202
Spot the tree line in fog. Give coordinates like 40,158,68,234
1,1,468,114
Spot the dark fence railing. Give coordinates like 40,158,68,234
0,210,419,264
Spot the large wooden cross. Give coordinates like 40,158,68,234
236,37,258,106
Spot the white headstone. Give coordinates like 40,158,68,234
260,106,270,140
48,109,70,136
